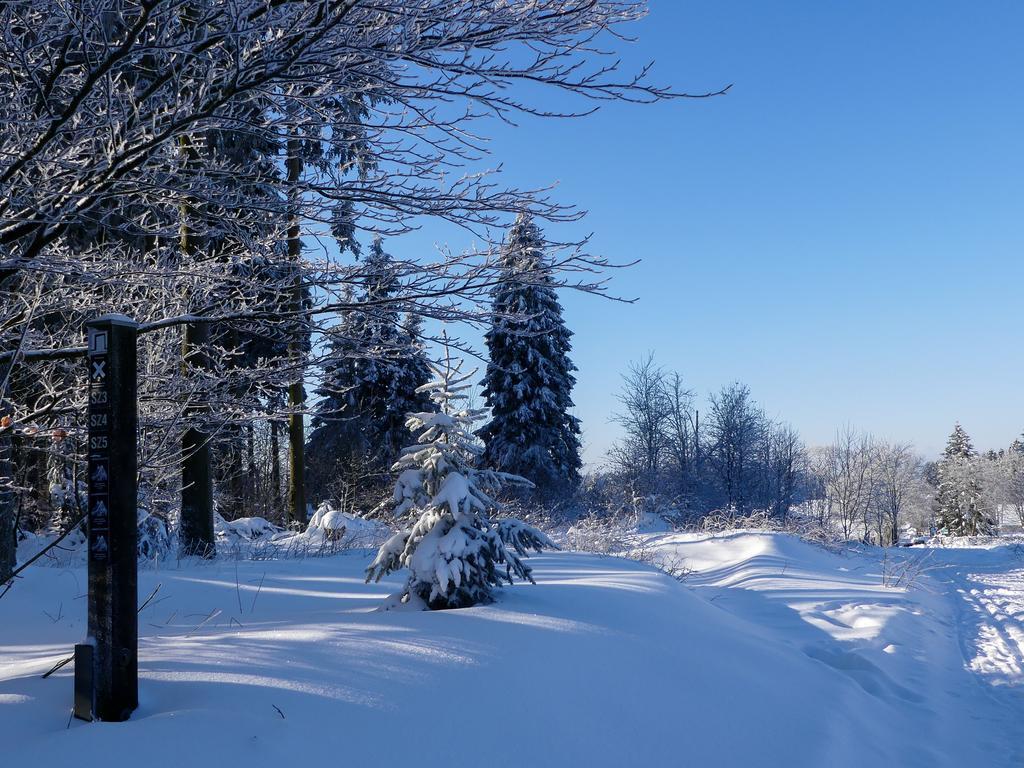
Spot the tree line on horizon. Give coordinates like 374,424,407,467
602,360,1017,543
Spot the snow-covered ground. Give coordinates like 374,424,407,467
2,532,1023,766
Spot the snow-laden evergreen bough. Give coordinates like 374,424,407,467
366,356,554,610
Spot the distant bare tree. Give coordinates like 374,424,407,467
761,421,805,522
706,383,765,514
982,449,1022,530
815,427,877,541
663,372,698,498
604,357,811,523
609,354,672,492
875,441,922,546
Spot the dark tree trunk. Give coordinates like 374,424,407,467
180,320,215,556
177,129,215,556
246,423,257,510
214,330,247,521
269,417,282,520
285,139,307,527
287,385,306,526
0,431,15,583
217,431,247,521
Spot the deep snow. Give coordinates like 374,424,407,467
2,533,1022,766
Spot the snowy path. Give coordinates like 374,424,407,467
953,565,1024,682
3,534,1024,766
921,546,1024,764
643,533,1024,767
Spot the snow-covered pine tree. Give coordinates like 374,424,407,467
366,352,554,610
1006,435,1024,527
936,423,994,536
349,237,416,463
392,311,434,427
306,285,368,503
477,213,582,500
307,241,436,506
313,284,362,432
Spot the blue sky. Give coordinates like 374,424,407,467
382,1,1024,464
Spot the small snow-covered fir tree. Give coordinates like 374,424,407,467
366,351,554,610
477,213,582,499
936,423,994,536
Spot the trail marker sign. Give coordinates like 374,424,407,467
74,315,138,722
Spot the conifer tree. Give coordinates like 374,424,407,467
478,214,582,500
936,423,994,536
307,241,434,506
306,285,366,503
313,284,362,428
348,237,407,461
366,352,553,609
393,311,434,428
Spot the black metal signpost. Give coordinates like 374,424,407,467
74,315,138,722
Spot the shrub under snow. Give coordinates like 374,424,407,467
215,514,282,544
305,502,391,548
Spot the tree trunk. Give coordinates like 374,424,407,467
269,417,282,519
214,333,249,522
287,382,306,526
177,133,215,555
180,319,215,556
246,423,257,509
0,430,15,583
285,138,307,527
217,431,246,521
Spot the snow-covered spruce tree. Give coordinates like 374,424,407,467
1006,437,1024,527
392,311,435,432
936,423,994,536
307,284,367,504
477,214,582,500
366,354,554,610
307,242,435,506
349,238,419,463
